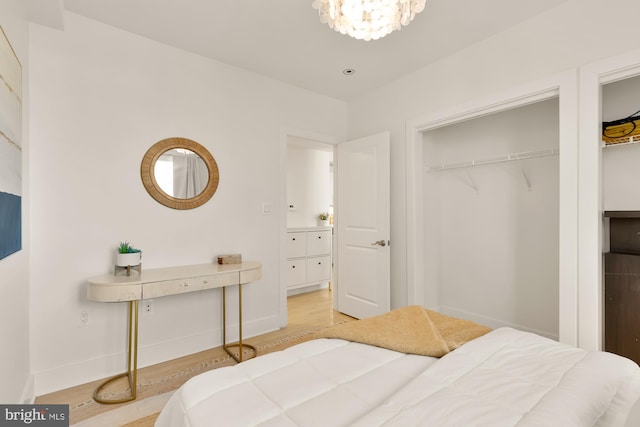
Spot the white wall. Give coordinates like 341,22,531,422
602,75,640,210
0,0,31,404
29,12,347,395
348,0,640,328
423,99,560,338
287,142,333,228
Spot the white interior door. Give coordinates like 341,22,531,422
336,132,390,319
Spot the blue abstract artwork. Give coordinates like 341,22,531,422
0,26,22,261
0,191,20,259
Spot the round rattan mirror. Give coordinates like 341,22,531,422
141,137,219,210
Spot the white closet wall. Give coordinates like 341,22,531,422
422,98,560,339
602,75,640,211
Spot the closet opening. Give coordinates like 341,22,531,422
421,97,560,339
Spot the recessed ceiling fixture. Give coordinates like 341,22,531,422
343,68,356,75
312,0,427,41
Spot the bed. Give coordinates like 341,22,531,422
155,307,640,427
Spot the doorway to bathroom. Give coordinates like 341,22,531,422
285,136,335,297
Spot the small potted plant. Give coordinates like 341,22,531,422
318,212,330,226
116,241,142,267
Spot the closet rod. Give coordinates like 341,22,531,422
426,147,559,172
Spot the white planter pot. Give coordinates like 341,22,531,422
116,252,141,267
318,219,329,227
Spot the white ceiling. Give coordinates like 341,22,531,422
55,0,567,101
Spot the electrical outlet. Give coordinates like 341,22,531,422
143,300,154,315
80,311,89,327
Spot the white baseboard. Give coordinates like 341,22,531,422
21,375,35,404
33,314,280,397
287,283,329,296
438,305,559,341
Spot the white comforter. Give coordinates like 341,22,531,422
155,328,640,427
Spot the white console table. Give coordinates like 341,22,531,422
87,261,262,404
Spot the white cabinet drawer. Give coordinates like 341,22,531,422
286,228,332,292
287,260,307,287
143,273,237,299
306,256,331,283
307,230,331,256
287,232,307,258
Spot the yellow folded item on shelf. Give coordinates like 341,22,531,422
603,118,640,145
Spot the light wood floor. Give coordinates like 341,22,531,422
35,289,353,423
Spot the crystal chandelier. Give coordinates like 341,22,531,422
312,0,427,41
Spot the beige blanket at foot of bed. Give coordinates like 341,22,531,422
314,306,491,357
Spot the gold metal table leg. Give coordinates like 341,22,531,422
93,300,139,404
222,285,257,362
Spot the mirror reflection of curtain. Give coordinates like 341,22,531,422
173,152,209,198
154,154,174,196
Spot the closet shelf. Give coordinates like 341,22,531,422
426,148,559,172
602,135,640,147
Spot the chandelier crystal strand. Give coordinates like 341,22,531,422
312,0,426,41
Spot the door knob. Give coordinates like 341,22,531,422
371,240,387,247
